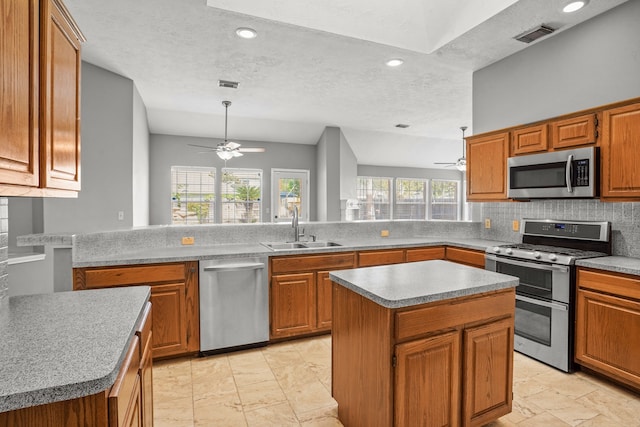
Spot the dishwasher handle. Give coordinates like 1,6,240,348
203,262,265,273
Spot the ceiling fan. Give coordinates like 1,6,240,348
189,100,265,161
435,126,467,171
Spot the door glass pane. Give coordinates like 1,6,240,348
272,170,309,223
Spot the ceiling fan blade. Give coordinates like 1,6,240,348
188,143,216,150
231,151,243,157
225,141,241,150
238,147,266,153
434,162,456,165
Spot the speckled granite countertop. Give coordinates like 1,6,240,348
0,286,150,413
329,259,518,309
72,237,507,268
576,256,640,276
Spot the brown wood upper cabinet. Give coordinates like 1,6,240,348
511,124,548,155
73,262,200,359
0,0,83,197
550,114,597,149
466,132,509,201
600,102,640,199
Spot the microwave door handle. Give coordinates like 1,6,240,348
566,154,574,193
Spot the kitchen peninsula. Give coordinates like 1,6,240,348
330,260,518,427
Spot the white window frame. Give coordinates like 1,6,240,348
221,168,263,224
170,166,216,224
394,177,428,220
429,179,461,221
356,176,393,220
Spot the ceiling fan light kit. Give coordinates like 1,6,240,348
187,100,265,162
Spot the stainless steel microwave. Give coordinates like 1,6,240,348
507,146,598,199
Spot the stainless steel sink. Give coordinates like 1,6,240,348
261,241,342,251
300,241,342,248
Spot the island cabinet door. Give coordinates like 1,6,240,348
462,317,514,427
394,331,461,427
270,272,316,338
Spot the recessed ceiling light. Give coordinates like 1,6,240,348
385,58,404,67
235,27,257,39
562,1,587,13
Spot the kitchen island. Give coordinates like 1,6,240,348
0,286,152,426
330,260,518,427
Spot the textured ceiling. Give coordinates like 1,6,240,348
64,0,628,168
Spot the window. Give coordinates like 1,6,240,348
171,166,215,224
357,177,392,220
221,168,262,223
430,180,460,220
395,178,427,220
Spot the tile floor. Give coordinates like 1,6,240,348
153,335,640,426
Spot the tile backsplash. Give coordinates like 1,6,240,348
1,197,8,309
480,200,640,257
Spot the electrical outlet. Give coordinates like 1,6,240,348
380,230,390,237
484,218,491,229
118,211,124,221
181,237,195,245
512,220,519,231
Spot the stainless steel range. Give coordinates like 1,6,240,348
485,219,611,372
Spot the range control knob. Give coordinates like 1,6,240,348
549,253,558,261
505,248,513,255
533,251,541,259
493,246,501,254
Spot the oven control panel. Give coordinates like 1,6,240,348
522,219,609,241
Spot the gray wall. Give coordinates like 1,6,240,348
473,0,640,133
43,62,138,233
473,0,640,256
316,127,342,221
0,198,7,309
358,165,463,181
340,130,358,199
149,133,317,225
132,85,150,227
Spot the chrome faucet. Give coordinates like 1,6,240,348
292,205,303,241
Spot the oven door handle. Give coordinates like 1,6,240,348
516,294,569,311
486,254,570,273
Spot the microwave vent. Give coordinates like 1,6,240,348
515,25,555,43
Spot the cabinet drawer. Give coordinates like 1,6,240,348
358,249,405,267
406,247,445,262
271,252,355,274
446,247,485,268
578,269,640,301
395,290,515,342
82,264,186,288
109,335,141,427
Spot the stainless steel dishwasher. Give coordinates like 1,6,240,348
199,257,269,355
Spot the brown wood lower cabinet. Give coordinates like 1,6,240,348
333,285,514,427
446,247,486,268
74,262,199,359
576,268,640,391
0,302,152,427
269,252,355,340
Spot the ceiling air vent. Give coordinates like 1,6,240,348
395,124,410,128
515,25,555,43
218,80,239,89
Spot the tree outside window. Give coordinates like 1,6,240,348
171,166,215,224
221,168,262,223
